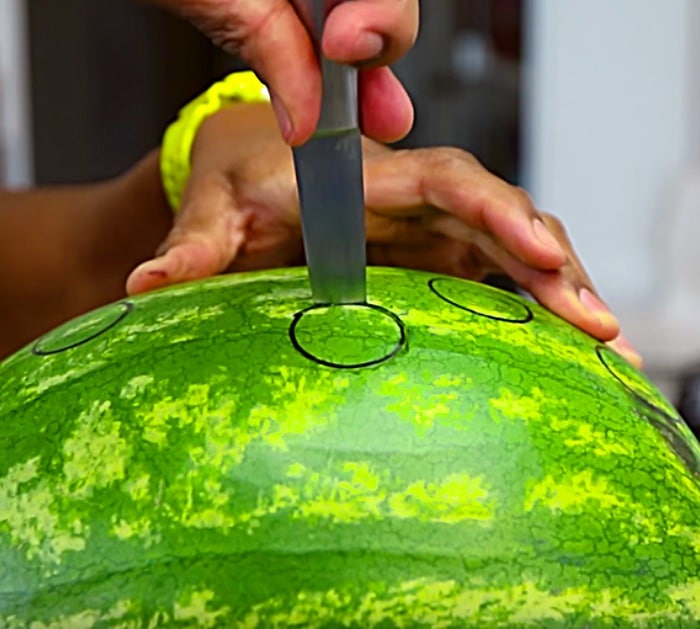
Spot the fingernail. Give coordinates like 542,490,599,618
269,91,294,143
147,269,168,280
612,334,642,358
355,31,385,62
579,288,618,326
533,219,565,256
610,334,644,368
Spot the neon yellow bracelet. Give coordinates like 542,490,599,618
160,71,271,212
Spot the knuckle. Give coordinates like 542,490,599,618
397,0,420,40
376,1,420,61
179,9,246,53
192,3,288,58
540,212,568,237
511,186,535,212
417,146,474,171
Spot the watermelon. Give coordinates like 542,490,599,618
0,266,699,628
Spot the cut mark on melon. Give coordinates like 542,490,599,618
32,301,133,356
289,303,406,369
428,278,533,323
596,346,679,419
597,346,700,475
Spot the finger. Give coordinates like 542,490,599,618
183,0,321,145
364,148,568,269
429,215,620,342
365,211,437,246
539,213,594,287
482,236,644,368
608,334,644,369
323,0,419,66
370,217,643,366
539,214,643,366
126,171,248,295
359,67,415,142
368,237,480,279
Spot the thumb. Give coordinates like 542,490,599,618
126,172,249,295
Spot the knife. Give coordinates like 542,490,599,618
291,0,367,305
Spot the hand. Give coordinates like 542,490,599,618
145,0,418,145
126,103,641,367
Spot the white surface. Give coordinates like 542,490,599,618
622,166,700,370
522,0,694,313
0,0,33,187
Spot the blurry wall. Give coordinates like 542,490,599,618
25,0,235,185
395,0,523,184
522,0,696,313
0,0,33,186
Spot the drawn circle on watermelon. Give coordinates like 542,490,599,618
428,277,533,323
32,301,133,356
2,267,700,627
596,345,678,417
289,302,406,369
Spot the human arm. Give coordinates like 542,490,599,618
0,151,170,357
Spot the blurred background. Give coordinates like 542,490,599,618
2,0,700,425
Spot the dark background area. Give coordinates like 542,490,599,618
27,0,523,185
28,0,227,183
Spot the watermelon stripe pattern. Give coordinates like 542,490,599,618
0,267,698,627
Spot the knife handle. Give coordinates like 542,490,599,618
291,0,359,135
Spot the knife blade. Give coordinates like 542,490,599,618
291,0,367,305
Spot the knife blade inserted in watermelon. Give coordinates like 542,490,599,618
291,0,367,305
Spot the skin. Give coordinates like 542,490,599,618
0,107,639,366
0,151,170,358
125,103,640,366
144,0,419,144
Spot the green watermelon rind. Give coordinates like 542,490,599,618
0,267,698,627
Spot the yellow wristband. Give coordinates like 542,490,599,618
160,71,270,212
